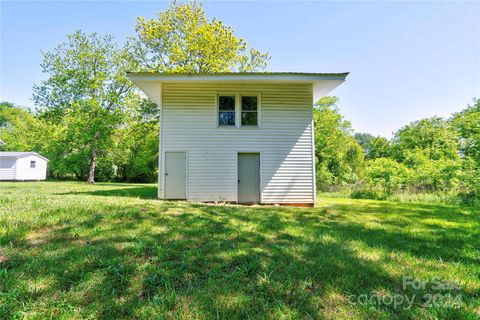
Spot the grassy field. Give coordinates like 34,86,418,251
0,182,478,319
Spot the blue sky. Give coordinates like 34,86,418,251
1,1,479,137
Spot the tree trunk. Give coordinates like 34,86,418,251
87,148,97,184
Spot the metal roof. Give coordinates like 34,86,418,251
0,152,49,161
127,72,349,82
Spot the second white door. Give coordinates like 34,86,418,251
165,152,186,199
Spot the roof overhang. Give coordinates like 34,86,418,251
127,72,348,105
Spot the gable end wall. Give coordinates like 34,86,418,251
158,83,315,204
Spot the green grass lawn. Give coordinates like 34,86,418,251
0,182,478,319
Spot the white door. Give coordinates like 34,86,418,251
165,152,186,199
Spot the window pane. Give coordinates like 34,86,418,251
219,96,235,111
219,111,235,125
241,112,257,126
241,96,257,111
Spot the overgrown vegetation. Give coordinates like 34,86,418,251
314,98,479,205
0,182,478,319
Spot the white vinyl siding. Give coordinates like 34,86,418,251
159,83,314,204
0,157,16,180
15,156,47,180
0,155,47,181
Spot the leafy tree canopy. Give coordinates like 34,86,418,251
450,98,480,164
391,117,459,163
314,97,364,190
365,158,409,195
32,30,138,183
366,136,392,160
354,132,374,150
128,0,270,73
354,133,392,159
0,102,54,154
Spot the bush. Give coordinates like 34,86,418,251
364,158,409,196
350,187,386,200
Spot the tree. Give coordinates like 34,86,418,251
365,158,409,195
0,102,55,155
111,99,159,182
314,97,364,190
354,133,392,159
366,136,392,159
450,98,480,164
354,132,374,151
391,117,459,163
128,0,270,73
458,157,480,196
390,117,461,192
450,99,480,197
33,31,136,183
404,151,461,192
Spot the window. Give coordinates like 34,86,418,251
30,160,36,168
217,94,260,127
241,96,258,126
218,96,235,126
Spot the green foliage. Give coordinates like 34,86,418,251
128,0,270,73
364,158,409,195
33,31,134,121
389,117,462,192
457,156,480,199
366,136,391,159
391,117,459,162
0,102,60,175
0,99,158,182
32,30,138,182
353,132,374,149
0,102,54,154
318,99,477,200
314,97,364,191
405,152,461,192
355,133,392,160
450,98,480,164
450,99,480,202
110,100,159,182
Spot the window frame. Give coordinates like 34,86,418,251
216,93,238,127
240,94,260,128
215,93,261,128
30,160,36,168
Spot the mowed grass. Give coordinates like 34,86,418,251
0,182,479,319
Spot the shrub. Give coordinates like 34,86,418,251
364,158,409,196
350,185,386,200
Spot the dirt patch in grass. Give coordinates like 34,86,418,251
27,226,60,246
27,226,90,247
0,253,9,264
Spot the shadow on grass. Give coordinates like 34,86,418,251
56,186,158,199
1,197,478,319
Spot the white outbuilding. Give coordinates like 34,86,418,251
0,152,48,181
128,72,348,206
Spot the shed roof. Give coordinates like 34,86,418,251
127,72,348,105
0,152,49,161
